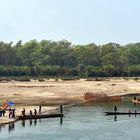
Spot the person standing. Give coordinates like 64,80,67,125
2,110,6,117
9,108,12,119
12,109,16,118
134,96,137,100
39,105,42,114
22,108,26,117
30,110,32,116
34,109,37,116
0,109,2,117
114,106,117,112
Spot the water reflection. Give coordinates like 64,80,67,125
19,117,63,128
0,117,63,134
29,119,32,126
1,100,140,140
39,119,41,123
21,119,41,128
114,115,117,121
34,119,37,126
8,123,15,133
21,120,25,127
60,117,63,126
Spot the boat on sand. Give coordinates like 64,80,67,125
84,92,122,102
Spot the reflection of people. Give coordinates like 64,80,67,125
134,96,137,100
60,117,63,125
114,115,117,122
8,123,15,133
34,119,37,126
29,119,32,126
114,106,117,112
21,120,25,127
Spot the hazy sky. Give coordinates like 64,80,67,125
0,0,140,45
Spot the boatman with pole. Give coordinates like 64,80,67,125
114,106,117,113
60,105,63,114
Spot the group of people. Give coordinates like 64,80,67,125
114,104,138,114
22,105,42,117
128,109,137,114
0,108,15,119
9,108,16,119
0,105,42,119
29,109,37,116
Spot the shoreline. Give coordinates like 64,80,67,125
0,92,136,126
0,78,140,125
0,106,59,125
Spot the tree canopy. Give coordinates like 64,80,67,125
0,40,140,77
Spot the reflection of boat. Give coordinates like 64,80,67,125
17,113,64,120
105,112,140,115
132,99,140,104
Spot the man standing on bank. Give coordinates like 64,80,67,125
39,105,42,114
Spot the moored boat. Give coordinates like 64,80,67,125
105,112,140,115
17,113,64,120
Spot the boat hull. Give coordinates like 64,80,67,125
105,112,140,115
17,113,64,120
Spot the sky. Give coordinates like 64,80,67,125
0,0,140,45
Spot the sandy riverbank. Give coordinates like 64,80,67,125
0,78,140,125
0,78,140,105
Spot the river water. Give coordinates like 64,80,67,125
0,101,140,140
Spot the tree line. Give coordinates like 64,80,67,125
0,39,140,77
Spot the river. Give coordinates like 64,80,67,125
0,101,140,140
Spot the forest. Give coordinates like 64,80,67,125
0,39,140,77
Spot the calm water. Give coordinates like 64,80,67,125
0,101,140,140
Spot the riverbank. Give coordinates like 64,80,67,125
0,78,140,125
0,78,140,105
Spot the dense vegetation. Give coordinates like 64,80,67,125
0,39,140,77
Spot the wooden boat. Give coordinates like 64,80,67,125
132,99,140,104
17,113,64,120
105,112,140,115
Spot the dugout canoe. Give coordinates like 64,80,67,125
17,113,64,120
105,112,140,115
